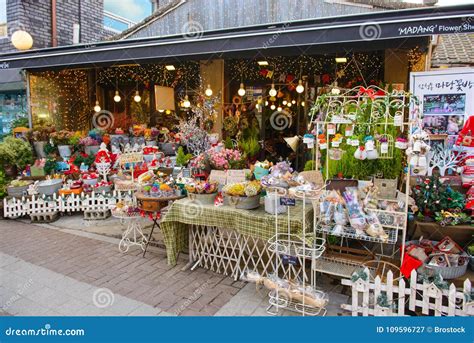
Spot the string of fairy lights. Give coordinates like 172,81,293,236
27,50,405,131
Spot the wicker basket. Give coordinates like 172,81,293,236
298,170,324,187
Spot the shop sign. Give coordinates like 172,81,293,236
280,197,296,206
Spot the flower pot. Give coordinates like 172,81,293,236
4,165,17,177
58,145,72,159
110,134,129,147
131,137,145,146
37,179,63,196
223,194,260,210
84,145,100,155
264,193,287,214
159,142,176,156
33,141,47,158
143,154,155,163
82,178,98,186
7,181,33,197
187,192,216,205
145,140,157,146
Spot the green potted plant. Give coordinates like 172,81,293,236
51,130,73,159
0,137,33,176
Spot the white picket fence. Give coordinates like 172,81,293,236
3,191,135,218
341,268,474,316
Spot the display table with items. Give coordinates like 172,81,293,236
159,196,313,277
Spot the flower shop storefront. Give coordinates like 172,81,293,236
1,5,474,317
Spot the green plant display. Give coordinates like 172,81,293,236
304,160,314,171
44,158,58,175
0,170,8,199
238,136,260,158
176,146,193,167
72,153,95,168
224,137,234,149
0,137,33,171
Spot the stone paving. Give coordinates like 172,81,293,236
0,217,349,316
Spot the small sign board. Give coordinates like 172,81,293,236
209,170,227,185
227,169,249,184
280,197,296,206
281,254,299,266
182,168,192,178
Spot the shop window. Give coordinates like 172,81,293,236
29,70,89,130
0,91,27,135
0,0,6,38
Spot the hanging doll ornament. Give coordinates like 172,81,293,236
405,130,431,175
354,146,367,160
364,136,379,160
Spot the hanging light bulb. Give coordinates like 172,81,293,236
158,109,165,113
296,80,305,94
113,91,121,102
183,95,191,108
165,110,171,115
270,104,276,110
269,84,277,97
134,90,141,102
291,99,296,104
301,101,305,107
282,100,287,105
265,101,269,106
93,101,101,112
238,83,246,97
287,102,292,108
205,84,213,97
277,106,283,112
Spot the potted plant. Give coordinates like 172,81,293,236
51,130,74,159
0,137,33,176
185,180,218,205
28,125,55,158
80,136,101,155
222,181,262,210
144,127,159,146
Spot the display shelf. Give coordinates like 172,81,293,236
315,224,398,244
266,290,327,316
313,255,374,278
267,233,326,259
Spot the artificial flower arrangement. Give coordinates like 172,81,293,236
317,134,327,149
132,124,146,137
79,136,100,147
112,200,141,218
331,133,343,147
50,130,74,145
260,161,301,188
222,180,262,197
209,147,243,170
143,146,160,155
142,181,176,198
395,137,408,149
185,180,218,194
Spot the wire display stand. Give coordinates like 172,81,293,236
265,187,328,316
112,210,147,253
307,86,420,278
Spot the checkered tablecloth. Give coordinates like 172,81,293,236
160,197,314,265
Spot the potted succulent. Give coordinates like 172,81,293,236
0,137,33,176
51,130,74,159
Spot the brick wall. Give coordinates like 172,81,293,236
0,0,108,53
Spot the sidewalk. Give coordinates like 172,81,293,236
0,218,349,316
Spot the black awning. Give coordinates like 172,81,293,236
0,4,472,70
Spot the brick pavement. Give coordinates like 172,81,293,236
0,220,245,316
